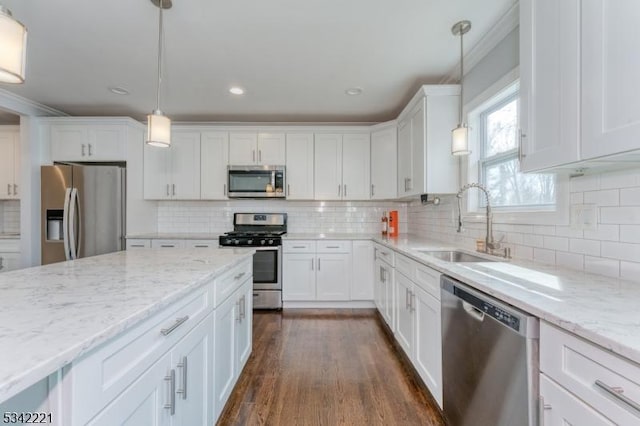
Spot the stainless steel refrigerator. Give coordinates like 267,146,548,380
41,163,126,265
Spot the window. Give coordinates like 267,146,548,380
477,89,555,209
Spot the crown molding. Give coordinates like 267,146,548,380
0,88,67,117
440,1,520,84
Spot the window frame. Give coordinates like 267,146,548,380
461,67,569,226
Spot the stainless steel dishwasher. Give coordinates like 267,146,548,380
441,275,539,426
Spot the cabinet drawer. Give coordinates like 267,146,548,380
186,239,218,249
414,263,440,300
0,239,19,252
126,239,150,249
151,239,185,249
395,253,415,280
213,258,252,308
540,322,640,425
316,240,351,253
71,286,211,426
374,244,395,266
283,240,316,253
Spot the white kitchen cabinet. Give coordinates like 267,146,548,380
87,351,173,426
394,271,414,356
519,0,580,172
283,241,353,302
413,285,442,407
314,134,343,200
0,252,20,272
540,374,614,426
213,278,252,420
228,132,285,165
285,133,314,199
144,131,201,200
374,254,395,332
282,253,316,301
370,125,397,199
126,239,151,249
397,87,458,197
581,0,640,160
51,124,126,162
200,131,229,199
151,240,186,249
314,133,370,200
0,127,19,200
540,322,640,425
351,240,374,300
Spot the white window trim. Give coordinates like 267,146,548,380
460,66,569,226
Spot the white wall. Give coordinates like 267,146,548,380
157,200,407,235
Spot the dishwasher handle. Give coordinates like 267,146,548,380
463,301,485,322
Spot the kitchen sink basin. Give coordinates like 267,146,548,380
417,250,497,263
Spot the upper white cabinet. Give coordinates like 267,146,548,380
581,1,640,159
229,132,285,165
519,0,580,172
370,125,397,200
144,131,201,200
51,124,127,162
520,0,640,171
200,131,229,200
0,126,19,200
397,87,459,197
285,133,314,200
314,133,370,200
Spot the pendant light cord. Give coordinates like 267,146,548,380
458,27,464,124
156,0,164,111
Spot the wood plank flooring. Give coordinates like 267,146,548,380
217,309,445,426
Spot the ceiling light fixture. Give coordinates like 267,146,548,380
0,5,27,84
146,0,172,148
108,86,130,95
229,87,245,95
345,87,363,96
451,20,471,156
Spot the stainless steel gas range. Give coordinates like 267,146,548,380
218,213,286,309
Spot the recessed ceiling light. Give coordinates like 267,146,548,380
108,86,130,95
229,87,245,95
345,87,363,96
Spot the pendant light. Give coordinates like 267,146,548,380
0,5,27,84
451,20,471,156
146,0,172,147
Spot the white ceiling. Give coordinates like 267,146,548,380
2,0,516,123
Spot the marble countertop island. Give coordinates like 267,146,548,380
0,248,254,403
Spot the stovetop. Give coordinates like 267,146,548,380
224,231,286,237
219,212,287,247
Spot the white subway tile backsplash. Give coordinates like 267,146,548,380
533,248,555,265
534,225,556,236
584,256,620,278
600,169,640,190
570,174,599,192
620,188,640,206
569,239,600,256
583,224,619,242
556,252,584,271
570,192,584,204
583,189,619,206
620,261,640,282
601,241,640,263
600,206,640,224
543,236,569,251
522,234,544,248
555,226,584,238
620,225,640,243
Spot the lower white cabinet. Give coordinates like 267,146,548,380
351,240,374,300
540,322,640,425
0,238,20,272
213,278,252,420
540,374,614,426
412,284,441,406
374,256,395,331
282,240,353,302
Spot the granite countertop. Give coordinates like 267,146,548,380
372,235,640,366
0,248,254,403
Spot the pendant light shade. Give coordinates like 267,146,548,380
146,0,172,147
0,6,27,84
451,20,471,156
147,110,171,147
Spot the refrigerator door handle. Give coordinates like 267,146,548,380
63,188,72,261
69,188,81,260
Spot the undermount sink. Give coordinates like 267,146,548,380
417,250,497,263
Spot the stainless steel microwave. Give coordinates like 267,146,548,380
227,166,286,198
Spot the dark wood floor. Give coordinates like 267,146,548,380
217,309,445,426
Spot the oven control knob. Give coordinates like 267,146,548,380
260,240,266,245
268,239,274,245
247,239,253,245
234,239,240,245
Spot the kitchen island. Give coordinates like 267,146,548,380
0,248,254,425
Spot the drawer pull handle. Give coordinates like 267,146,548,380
194,245,208,248
292,245,306,249
130,244,145,248
380,251,388,256
234,272,246,280
176,356,188,400
595,379,640,413
160,244,175,248
164,369,176,415
161,316,189,336
326,245,340,249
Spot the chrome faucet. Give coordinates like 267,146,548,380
456,183,505,254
